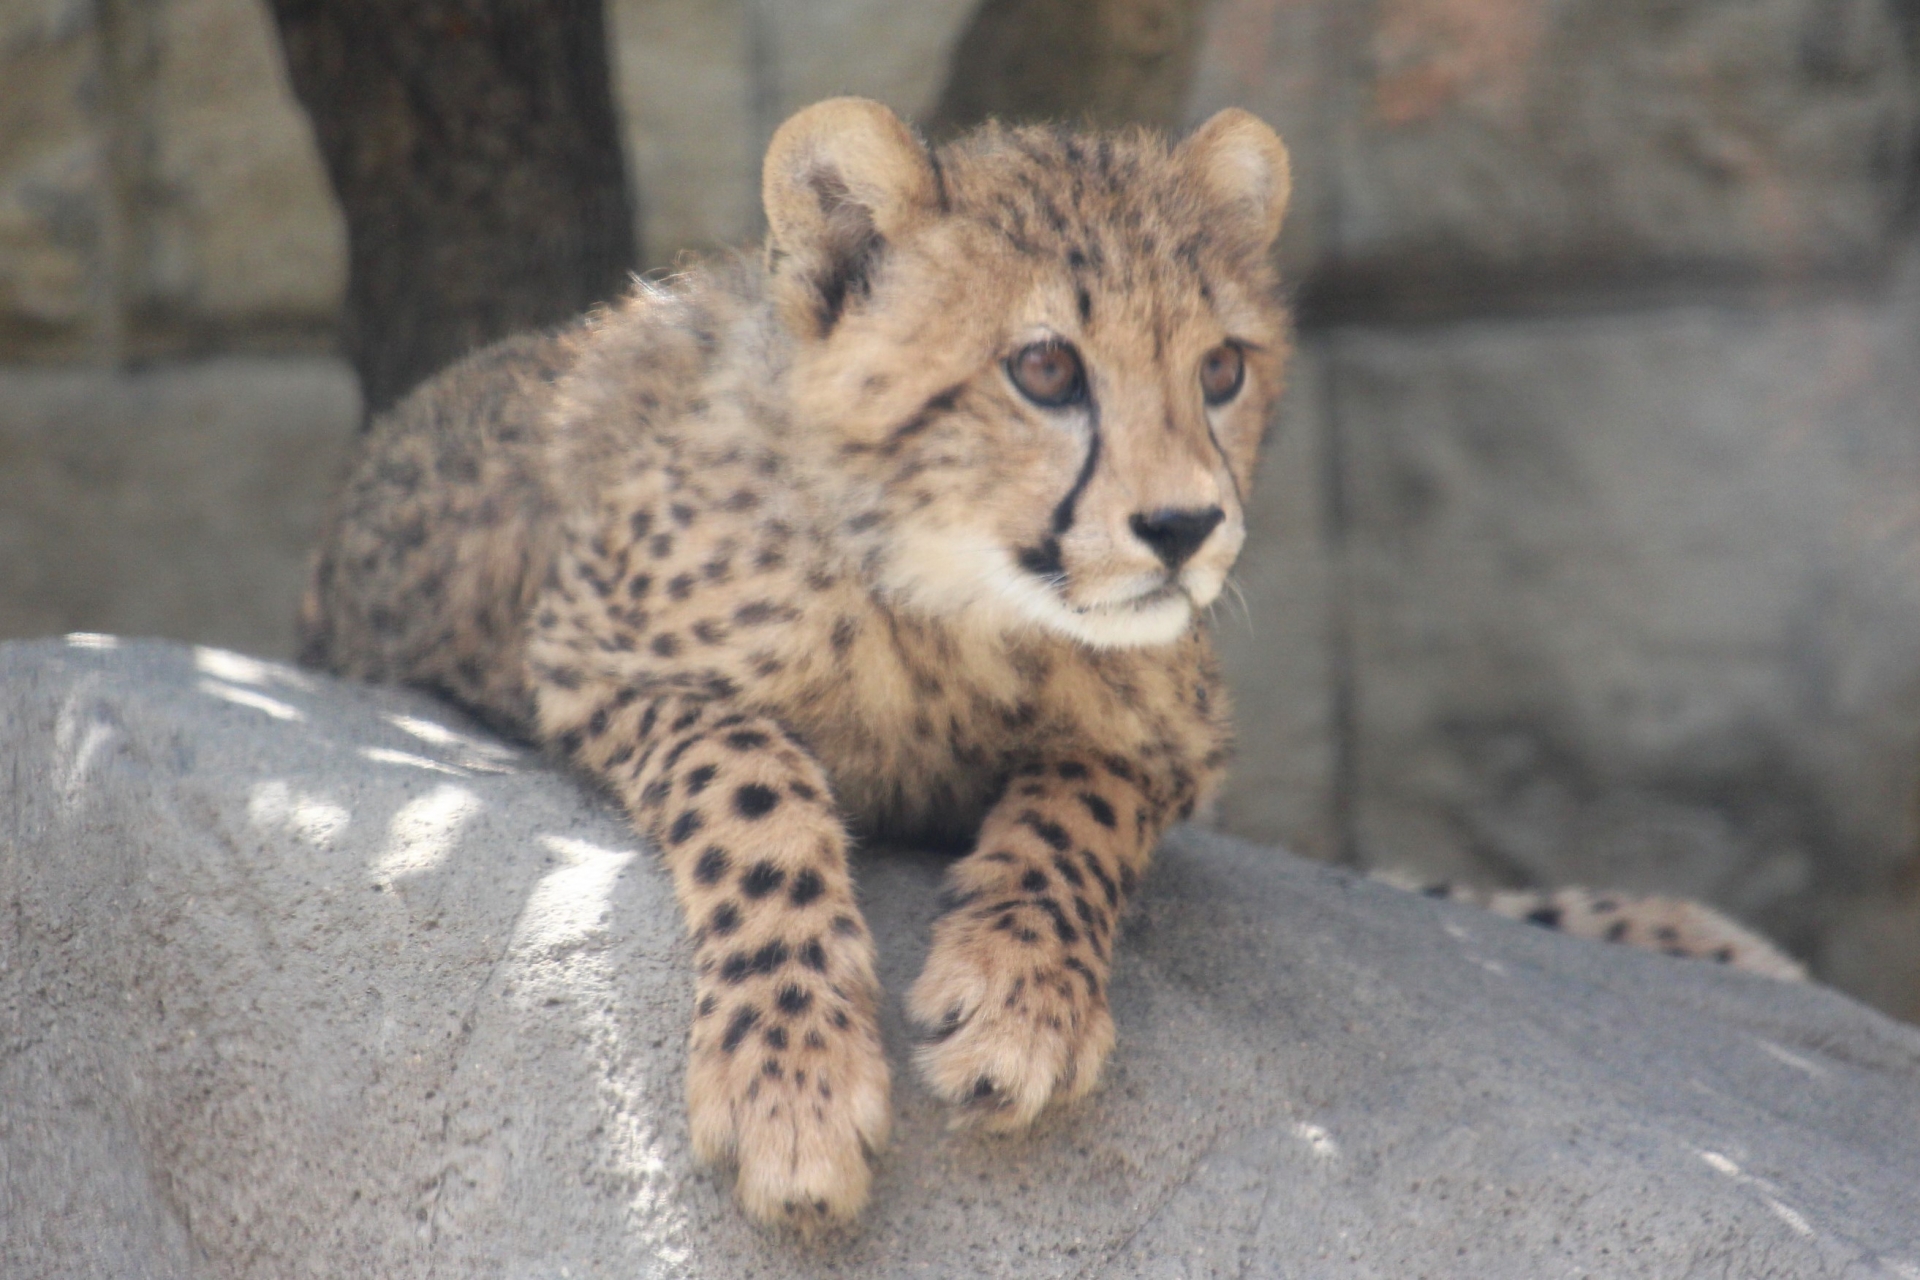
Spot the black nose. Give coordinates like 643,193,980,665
1129,506,1225,570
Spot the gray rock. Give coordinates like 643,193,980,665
607,0,978,266
1212,346,1340,861
1187,0,1918,309
0,356,360,659
138,0,347,332
0,0,112,361
6,636,1919,1277
1333,247,1920,1017
0,0,345,362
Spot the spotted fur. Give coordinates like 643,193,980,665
1376,874,1807,982
301,99,1291,1228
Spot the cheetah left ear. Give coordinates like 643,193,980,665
762,98,940,340
1179,109,1292,253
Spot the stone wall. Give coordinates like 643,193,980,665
2,0,1918,1018
0,0,346,364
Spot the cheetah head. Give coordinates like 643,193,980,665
767,99,1291,649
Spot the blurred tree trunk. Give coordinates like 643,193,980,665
927,0,1208,139
266,0,636,418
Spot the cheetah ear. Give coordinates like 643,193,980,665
762,97,939,339
1179,109,1292,253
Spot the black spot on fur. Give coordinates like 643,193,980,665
1019,812,1072,852
1035,898,1078,944
789,869,825,906
710,901,741,936
1051,854,1085,889
735,784,780,819
799,937,828,971
1056,761,1089,779
1020,869,1050,893
751,939,790,975
1074,895,1098,930
650,633,681,658
938,887,982,914
765,1025,788,1050
734,600,791,626
742,861,786,898
1525,906,1564,929
1078,792,1117,828
777,985,812,1016
725,730,770,751
721,1005,759,1053
668,810,704,845
685,764,718,796
694,845,730,884
1064,956,1099,997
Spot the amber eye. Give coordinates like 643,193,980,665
1007,340,1088,408
1200,343,1245,406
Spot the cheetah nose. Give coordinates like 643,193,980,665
1128,506,1224,570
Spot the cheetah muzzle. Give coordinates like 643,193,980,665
299,97,1293,1230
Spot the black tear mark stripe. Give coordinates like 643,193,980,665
1016,399,1102,580
1202,409,1245,509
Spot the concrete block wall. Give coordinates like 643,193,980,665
2,0,1917,1018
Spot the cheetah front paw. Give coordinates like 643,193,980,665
907,909,1114,1129
688,985,891,1230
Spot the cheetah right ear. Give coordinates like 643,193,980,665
762,98,939,340
1179,109,1292,255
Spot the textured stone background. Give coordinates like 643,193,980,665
2,0,1918,1019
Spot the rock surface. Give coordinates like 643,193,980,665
1189,0,1918,312
5,637,1919,1277
0,0,345,363
0,357,360,660
1330,247,1920,1016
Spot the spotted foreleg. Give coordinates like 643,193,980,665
550,688,890,1228
907,757,1158,1127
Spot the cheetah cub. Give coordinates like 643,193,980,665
300,98,1291,1227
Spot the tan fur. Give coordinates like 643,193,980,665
301,99,1290,1228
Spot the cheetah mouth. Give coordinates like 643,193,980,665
1071,581,1188,617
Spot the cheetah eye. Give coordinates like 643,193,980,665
1007,340,1087,409
1199,343,1245,406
